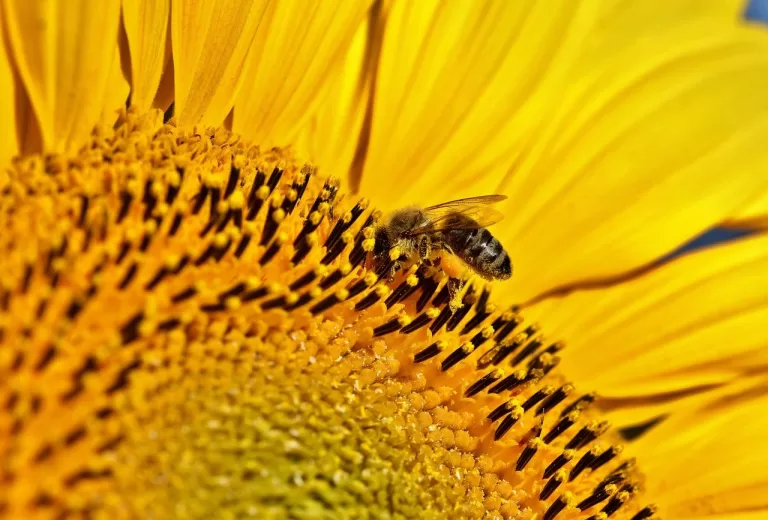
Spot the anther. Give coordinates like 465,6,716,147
560,392,596,418
171,286,198,303
464,369,503,397
494,407,523,440
373,316,406,337
578,484,617,511
441,343,474,371
543,450,575,479
569,446,600,482
319,269,345,290
590,445,622,472
118,262,139,289
117,190,133,223
289,271,317,291
445,296,473,331
489,369,527,394
460,306,491,335
511,335,544,366
522,387,553,411
540,470,566,500
488,400,516,422
537,384,573,416
544,411,580,444
119,311,145,345
544,493,574,520
414,341,446,363
566,420,609,451
429,305,454,334
600,485,635,517
309,291,345,316
516,438,542,471
399,312,434,334
630,506,656,520
486,333,527,367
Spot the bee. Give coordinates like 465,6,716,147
372,195,512,290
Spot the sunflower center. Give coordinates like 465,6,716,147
0,110,655,519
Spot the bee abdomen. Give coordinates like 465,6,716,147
446,228,511,281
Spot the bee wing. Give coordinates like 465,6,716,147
404,195,507,236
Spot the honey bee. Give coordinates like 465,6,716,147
372,195,512,289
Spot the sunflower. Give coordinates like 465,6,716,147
1,0,767,519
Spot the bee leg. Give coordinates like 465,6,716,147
418,236,430,261
447,277,464,312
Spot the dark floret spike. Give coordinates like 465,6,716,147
543,452,573,479
309,293,343,315
267,167,283,191
224,164,239,198
142,179,157,221
429,305,454,334
590,446,621,471
117,190,133,223
489,371,526,394
543,496,568,520
319,270,345,290
166,167,184,204
511,336,544,366
544,414,578,444
145,267,169,290
373,318,404,337
345,278,370,299
354,291,381,311
191,185,209,215
441,345,471,371
260,201,282,246
413,342,443,363
399,313,433,334
460,309,491,336
285,292,313,310
487,401,512,422
416,276,439,312
431,283,451,307
515,441,539,471
464,371,502,397
246,169,267,219
78,195,89,227
234,233,252,258
259,242,281,266
445,302,472,332
630,506,656,520
494,413,519,440
385,277,421,308
536,385,570,416
560,393,596,418
208,187,221,222
569,449,597,482
324,200,366,251
577,486,613,511
289,272,317,291
522,388,552,411
540,473,564,501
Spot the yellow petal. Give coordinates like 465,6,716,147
295,6,379,183
122,0,170,111
232,0,373,148
630,394,768,518
0,6,19,166
100,25,131,127
522,232,768,426
4,0,122,153
356,0,768,302
171,0,271,127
